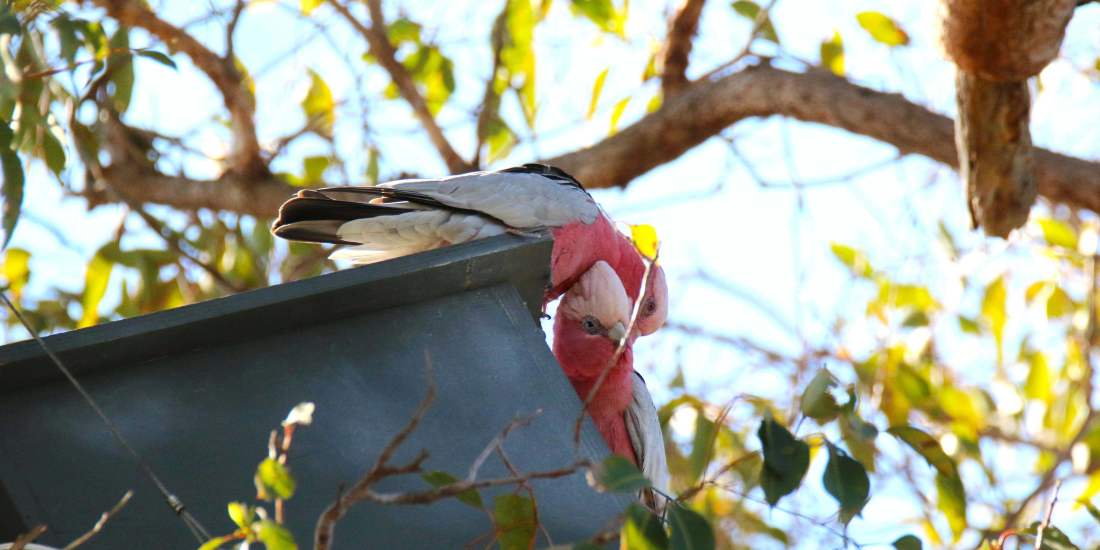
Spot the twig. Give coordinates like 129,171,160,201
466,410,543,482
223,0,246,61
314,353,437,550
329,0,473,173
10,525,47,550
63,490,134,550
572,248,660,446
130,206,247,293
698,0,778,82
1034,479,1062,550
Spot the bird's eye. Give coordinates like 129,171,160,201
642,298,658,316
581,315,602,335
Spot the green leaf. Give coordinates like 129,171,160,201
830,243,873,277
0,13,19,36
366,147,380,184
136,49,177,69
1,148,23,248
197,535,234,550
387,19,422,44
41,130,66,177
301,155,329,185
887,426,957,479
301,70,335,137
421,470,484,508
757,417,810,505
570,0,624,36
485,116,516,163
78,248,114,328
981,275,1007,366
609,96,630,135
839,411,878,472
731,1,778,43
856,11,909,46
822,445,870,524
800,368,840,422
688,411,716,484
254,457,296,500
935,472,967,541
502,0,537,126
493,494,536,550
820,31,844,76
107,28,134,112
227,501,254,530
589,454,651,492
300,0,324,15
587,67,609,120
668,505,715,550
1037,218,1078,250
893,534,922,550
1,247,29,298
622,503,669,550
1020,523,1080,550
255,520,297,550
958,315,981,335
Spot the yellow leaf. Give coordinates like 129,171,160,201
609,96,630,135
1,247,30,300
586,67,609,120
300,0,324,15
630,224,659,260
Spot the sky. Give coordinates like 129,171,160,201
6,0,1100,547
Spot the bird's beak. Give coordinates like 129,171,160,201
607,321,627,343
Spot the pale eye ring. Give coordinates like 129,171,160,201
581,315,602,335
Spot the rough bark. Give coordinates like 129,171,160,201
96,65,1100,219
955,72,1035,237
938,0,1077,236
939,0,1077,81
660,0,707,97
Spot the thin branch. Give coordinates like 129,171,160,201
63,490,134,550
697,0,778,82
224,0,246,62
330,0,473,173
10,525,48,550
466,409,542,482
93,0,266,177
130,206,248,293
314,353,437,550
1034,479,1062,550
660,0,707,97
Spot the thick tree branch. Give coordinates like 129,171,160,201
330,0,474,173
546,63,1100,214
94,64,1100,219
660,0,706,97
93,0,266,177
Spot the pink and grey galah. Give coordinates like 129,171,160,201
554,261,669,507
271,163,668,337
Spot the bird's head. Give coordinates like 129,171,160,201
553,260,633,379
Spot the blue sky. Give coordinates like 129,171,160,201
7,0,1100,546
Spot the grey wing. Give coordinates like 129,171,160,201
321,168,600,229
626,371,670,509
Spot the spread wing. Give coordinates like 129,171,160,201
625,371,670,511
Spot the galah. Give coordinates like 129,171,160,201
554,260,669,506
271,164,667,336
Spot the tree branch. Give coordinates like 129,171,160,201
660,0,706,97
330,0,473,173
545,63,1100,215
93,0,266,177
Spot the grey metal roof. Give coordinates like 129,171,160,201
0,235,628,549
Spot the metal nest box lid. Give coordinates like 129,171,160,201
0,235,627,549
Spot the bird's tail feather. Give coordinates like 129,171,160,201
272,195,415,244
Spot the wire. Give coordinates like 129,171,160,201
0,290,211,543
